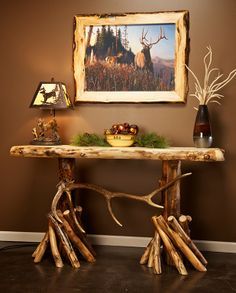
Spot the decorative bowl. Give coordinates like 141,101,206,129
105,134,135,147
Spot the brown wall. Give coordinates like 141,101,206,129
1,0,236,241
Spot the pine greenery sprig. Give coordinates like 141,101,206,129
135,133,169,148
71,132,169,148
71,133,109,147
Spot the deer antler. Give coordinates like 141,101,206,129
140,27,168,48
140,28,149,47
51,173,191,227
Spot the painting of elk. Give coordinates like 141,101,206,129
74,12,190,102
84,23,175,92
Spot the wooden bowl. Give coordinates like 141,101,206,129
105,134,135,147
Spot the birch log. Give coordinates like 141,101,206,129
168,215,207,266
147,243,155,268
57,210,95,263
48,213,80,268
63,210,96,257
179,215,192,236
156,216,206,272
153,232,162,274
33,232,49,263
48,223,64,268
140,238,154,265
152,216,187,275
10,145,225,162
32,232,48,258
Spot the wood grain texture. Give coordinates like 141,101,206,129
161,160,181,219
156,216,206,272
168,215,207,266
10,145,225,162
152,216,187,275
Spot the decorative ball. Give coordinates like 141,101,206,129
129,125,139,135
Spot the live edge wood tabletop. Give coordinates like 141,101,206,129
10,145,224,161
9,145,224,274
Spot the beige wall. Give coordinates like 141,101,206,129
1,0,236,241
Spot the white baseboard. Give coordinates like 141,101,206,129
0,231,236,253
0,231,45,243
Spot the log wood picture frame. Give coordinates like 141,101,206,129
73,11,189,103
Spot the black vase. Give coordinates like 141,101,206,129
193,105,213,148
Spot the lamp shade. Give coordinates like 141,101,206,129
30,81,72,109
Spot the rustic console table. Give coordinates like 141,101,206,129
10,145,224,274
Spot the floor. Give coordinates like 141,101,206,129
0,242,236,293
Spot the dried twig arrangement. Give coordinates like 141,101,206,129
140,215,207,275
185,46,236,107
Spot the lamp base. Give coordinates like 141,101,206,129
31,117,62,146
30,139,61,146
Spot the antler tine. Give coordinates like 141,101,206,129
145,172,192,206
106,199,123,227
160,27,167,39
162,27,168,40
148,26,168,47
140,28,149,46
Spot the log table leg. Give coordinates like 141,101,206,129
32,158,96,268
58,158,76,182
161,160,181,220
141,160,208,275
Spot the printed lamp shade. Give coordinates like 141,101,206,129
30,81,72,109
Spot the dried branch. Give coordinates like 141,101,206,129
185,46,236,106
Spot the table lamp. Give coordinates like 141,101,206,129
30,79,73,145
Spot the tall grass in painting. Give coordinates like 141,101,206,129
85,61,174,91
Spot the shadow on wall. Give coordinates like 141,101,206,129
181,162,226,241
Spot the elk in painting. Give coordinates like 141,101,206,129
135,27,167,73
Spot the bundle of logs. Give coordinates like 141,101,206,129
140,215,207,275
32,197,96,268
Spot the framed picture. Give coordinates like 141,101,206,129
73,11,189,103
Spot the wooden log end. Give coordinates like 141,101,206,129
33,232,49,263
140,238,154,265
